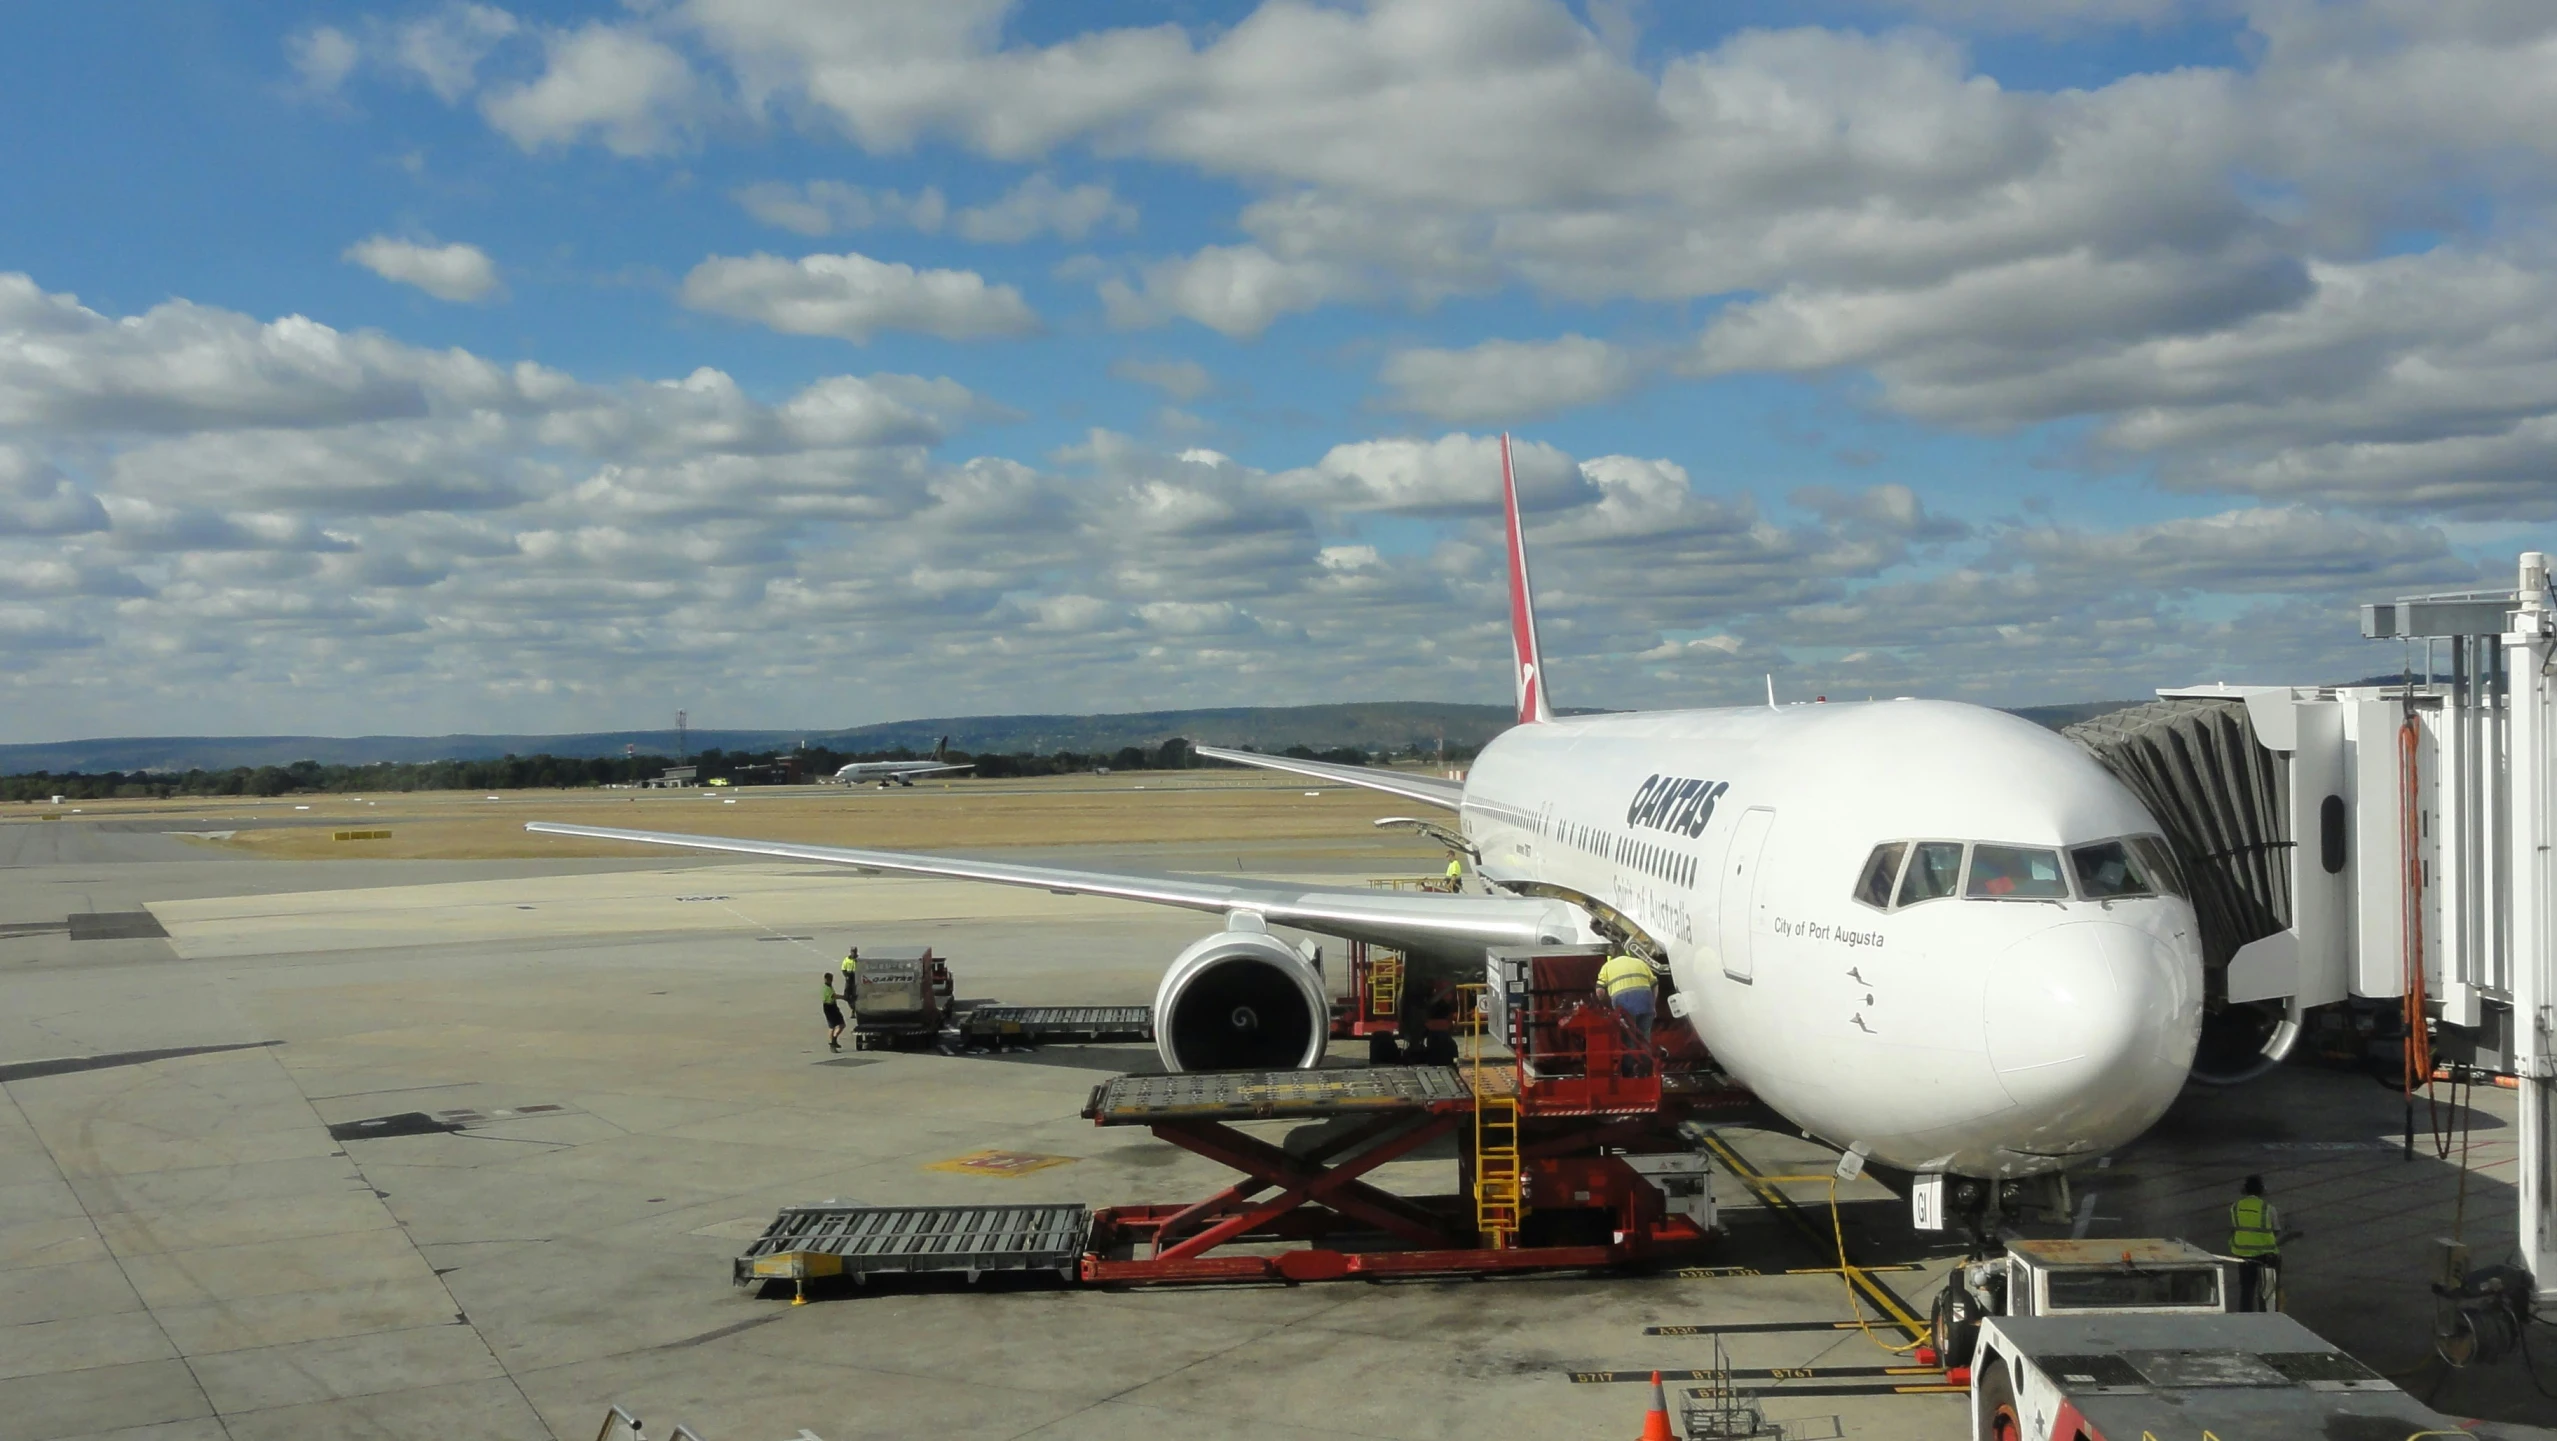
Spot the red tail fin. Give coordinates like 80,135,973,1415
1502,433,1552,725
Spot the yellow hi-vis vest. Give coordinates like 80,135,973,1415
2229,1195,2279,1256
1597,954,1653,999
1445,858,1463,879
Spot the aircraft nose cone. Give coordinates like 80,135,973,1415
1986,920,2200,1150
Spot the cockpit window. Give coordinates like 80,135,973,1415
1897,842,1964,907
2127,835,2187,899
1968,844,2069,900
2070,839,2155,899
1853,842,1906,910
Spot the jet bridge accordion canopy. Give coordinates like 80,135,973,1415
2064,698,2291,973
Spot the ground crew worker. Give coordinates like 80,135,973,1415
1443,855,1463,892
840,944,859,995
820,973,846,1053
2229,1174,2286,1309
1597,951,1657,1073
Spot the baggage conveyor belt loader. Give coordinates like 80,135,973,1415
848,948,1154,1053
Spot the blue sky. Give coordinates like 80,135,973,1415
4,1,2554,741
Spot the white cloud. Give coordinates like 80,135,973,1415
100,496,358,554
1100,246,1353,338
682,2,1193,158
1137,599,1249,634
679,251,1040,343
732,180,948,236
527,1,2555,517
480,23,700,155
1024,593,1123,632
343,236,505,303
1108,357,1213,401
0,603,98,654
2010,507,2476,594
954,174,1137,243
1379,336,1648,423
0,446,106,536
1275,432,1592,515
288,26,360,93
390,4,518,102
0,272,445,432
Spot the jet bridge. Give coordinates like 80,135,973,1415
2064,553,2557,1307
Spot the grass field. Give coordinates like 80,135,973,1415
5,770,1456,863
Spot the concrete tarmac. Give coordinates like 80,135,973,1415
2,818,2546,1439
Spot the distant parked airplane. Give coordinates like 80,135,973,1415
831,737,972,787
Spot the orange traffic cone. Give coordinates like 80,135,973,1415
1637,1370,1674,1441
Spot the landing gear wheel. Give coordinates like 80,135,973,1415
1367,1032,1401,1066
1976,1364,2020,1441
1931,1281,1978,1372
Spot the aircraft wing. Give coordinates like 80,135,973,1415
1190,745,1465,812
522,822,1572,958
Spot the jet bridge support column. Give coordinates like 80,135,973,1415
2504,553,2557,1305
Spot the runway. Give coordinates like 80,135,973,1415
0,814,2536,1439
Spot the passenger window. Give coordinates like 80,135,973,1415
2128,835,2187,900
2068,840,2154,899
1968,844,2069,900
1896,842,1964,907
1853,842,1906,910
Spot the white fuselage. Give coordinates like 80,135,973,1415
833,761,943,783
1458,699,2204,1180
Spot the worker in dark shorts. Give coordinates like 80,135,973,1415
2229,1174,2295,1309
821,973,846,1052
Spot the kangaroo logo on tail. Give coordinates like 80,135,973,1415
1502,433,1553,726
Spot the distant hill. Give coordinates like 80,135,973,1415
815,703,1556,758
0,694,2298,777
0,703,1537,775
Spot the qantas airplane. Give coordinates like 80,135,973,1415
831,736,972,787
531,437,2202,1211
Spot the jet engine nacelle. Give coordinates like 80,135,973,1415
1153,929,1330,1073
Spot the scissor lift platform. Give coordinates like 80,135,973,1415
1082,1064,1477,1123
734,1203,1089,1296
1070,956,1725,1284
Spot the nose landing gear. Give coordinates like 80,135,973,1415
1929,1172,2075,1368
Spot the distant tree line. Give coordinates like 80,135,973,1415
2,735,1473,802
1,753,680,801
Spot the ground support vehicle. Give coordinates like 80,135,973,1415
1949,1238,2557,1440
1970,1309,2554,1440
850,950,1154,1052
846,949,955,1050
